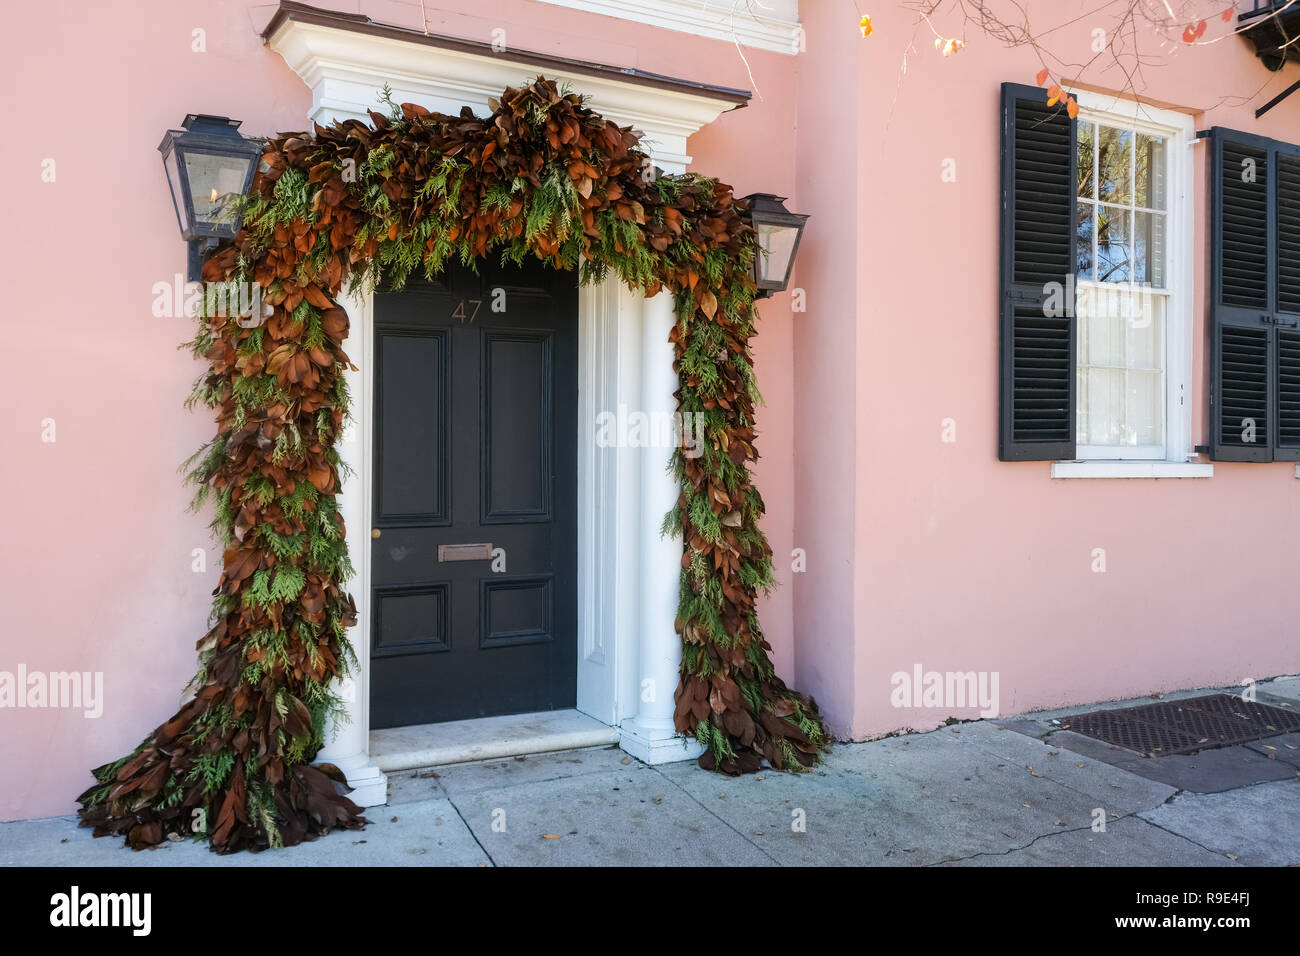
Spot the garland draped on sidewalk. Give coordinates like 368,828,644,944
78,78,830,852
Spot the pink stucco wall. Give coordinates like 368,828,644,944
790,0,863,738
795,2,1300,739
3,0,1296,823
0,0,799,821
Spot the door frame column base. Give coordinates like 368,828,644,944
619,717,703,765
322,750,388,808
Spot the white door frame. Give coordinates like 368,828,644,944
265,11,743,804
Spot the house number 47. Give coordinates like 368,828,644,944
451,298,483,323
452,288,508,323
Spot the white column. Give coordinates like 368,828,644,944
316,681,388,807
619,291,704,764
317,287,388,807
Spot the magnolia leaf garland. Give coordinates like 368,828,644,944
77,77,830,853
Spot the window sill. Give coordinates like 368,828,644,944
1051,461,1214,479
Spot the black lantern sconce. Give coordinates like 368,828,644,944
158,115,261,281
741,193,809,298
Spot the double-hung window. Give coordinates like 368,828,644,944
1075,110,1176,459
998,85,1194,468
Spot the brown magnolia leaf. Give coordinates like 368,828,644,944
266,344,295,376
300,283,332,309
699,289,718,319
764,697,795,717
307,462,334,493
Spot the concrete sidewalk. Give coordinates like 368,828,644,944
4,679,1298,867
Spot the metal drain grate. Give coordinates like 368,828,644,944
1059,694,1300,757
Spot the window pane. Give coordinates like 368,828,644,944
756,223,798,283
1127,371,1163,446
1076,201,1095,280
1097,125,1133,205
1133,210,1165,287
1082,285,1126,366
1077,119,1095,199
1085,368,1125,444
1076,365,1087,446
1128,294,1163,370
1096,204,1131,282
183,151,249,227
1078,300,1089,362
1135,133,1167,210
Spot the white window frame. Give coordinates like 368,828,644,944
1054,90,1205,478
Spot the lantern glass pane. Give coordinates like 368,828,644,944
756,222,799,284
162,148,188,235
183,151,251,229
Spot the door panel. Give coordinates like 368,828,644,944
370,261,577,729
482,330,552,520
375,329,449,523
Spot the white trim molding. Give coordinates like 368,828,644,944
1068,89,1198,468
317,285,387,807
1051,461,1214,479
535,0,802,55
264,6,750,173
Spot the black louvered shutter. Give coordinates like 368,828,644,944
998,83,1077,461
1209,128,1300,461
1275,141,1300,460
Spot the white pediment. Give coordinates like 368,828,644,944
264,6,750,174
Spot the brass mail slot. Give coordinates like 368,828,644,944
438,543,493,562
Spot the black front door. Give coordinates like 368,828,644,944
370,259,577,729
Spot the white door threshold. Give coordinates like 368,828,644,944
369,709,620,773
